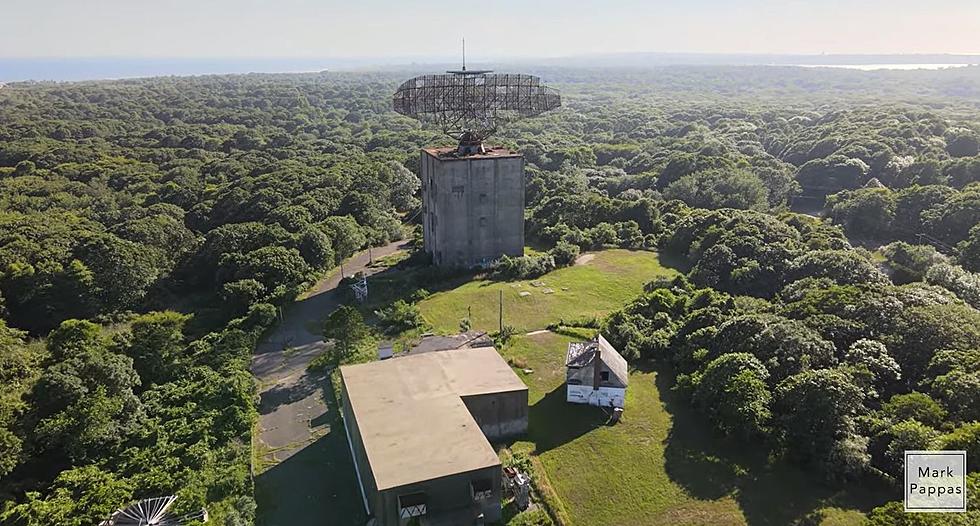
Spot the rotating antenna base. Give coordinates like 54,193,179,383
457,131,486,156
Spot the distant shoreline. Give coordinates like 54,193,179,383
792,63,976,71
1,55,978,83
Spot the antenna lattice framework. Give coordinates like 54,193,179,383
100,495,208,526
393,72,561,147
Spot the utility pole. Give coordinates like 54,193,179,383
340,262,345,279
369,246,373,264
498,290,503,333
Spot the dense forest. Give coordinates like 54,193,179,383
1,64,979,524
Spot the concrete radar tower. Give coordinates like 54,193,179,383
393,45,561,267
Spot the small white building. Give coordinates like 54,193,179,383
565,334,629,408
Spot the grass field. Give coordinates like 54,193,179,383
309,248,890,525
418,249,675,333
500,331,890,526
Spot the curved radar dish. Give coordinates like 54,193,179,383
100,495,208,526
393,70,561,153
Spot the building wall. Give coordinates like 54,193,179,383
421,150,525,267
566,360,628,389
340,378,382,518
342,378,518,525
566,384,626,408
376,466,503,526
460,389,529,441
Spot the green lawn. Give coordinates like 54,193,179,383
419,249,675,333
313,248,890,525
500,331,890,526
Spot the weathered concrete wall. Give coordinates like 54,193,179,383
340,378,382,519
460,389,529,441
422,149,525,267
566,384,626,408
377,466,503,526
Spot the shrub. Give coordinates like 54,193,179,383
550,241,580,267
495,325,519,346
492,255,556,280
374,300,425,333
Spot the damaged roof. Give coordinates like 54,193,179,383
565,334,629,387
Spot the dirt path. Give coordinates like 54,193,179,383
252,239,409,525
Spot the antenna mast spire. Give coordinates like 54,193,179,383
462,37,466,72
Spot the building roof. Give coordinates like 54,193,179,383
565,334,629,387
423,146,521,160
340,346,527,491
406,331,494,355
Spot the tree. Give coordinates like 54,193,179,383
946,129,980,158
32,321,143,463
787,249,890,288
881,392,946,428
880,242,946,284
387,161,421,211
319,215,366,260
875,419,940,478
924,262,980,309
220,279,267,314
940,423,980,473
774,368,866,473
843,339,901,391
322,306,371,362
664,169,769,211
692,353,772,439
894,303,980,384
958,224,980,272
74,234,160,312
231,246,310,293
929,367,980,423
826,187,896,239
710,314,836,383
13,160,36,176
296,226,335,269
125,311,189,386
796,155,870,196
0,465,133,526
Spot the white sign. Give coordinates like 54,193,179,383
904,450,967,513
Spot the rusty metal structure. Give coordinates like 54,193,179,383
393,69,560,154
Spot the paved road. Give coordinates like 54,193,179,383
252,239,409,525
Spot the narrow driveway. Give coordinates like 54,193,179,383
252,239,409,525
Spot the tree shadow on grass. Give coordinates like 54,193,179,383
528,384,609,455
255,374,366,526
654,364,892,526
655,250,693,274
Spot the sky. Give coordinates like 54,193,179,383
2,0,979,59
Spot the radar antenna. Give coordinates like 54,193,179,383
392,47,561,155
100,495,208,526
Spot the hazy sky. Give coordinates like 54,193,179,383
3,0,978,59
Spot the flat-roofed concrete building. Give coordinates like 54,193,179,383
421,146,525,268
340,346,528,525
